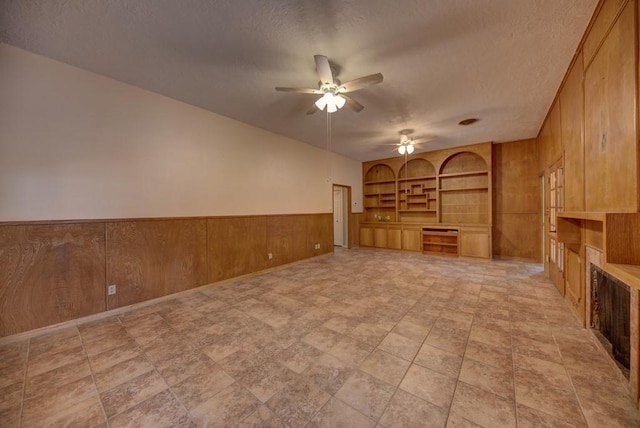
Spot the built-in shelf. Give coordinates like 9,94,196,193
439,187,488,192
438,171,488,178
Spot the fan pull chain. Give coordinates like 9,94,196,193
326,109,332,183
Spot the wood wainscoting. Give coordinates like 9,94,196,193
0,213,333,337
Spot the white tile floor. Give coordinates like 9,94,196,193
1,248,639,427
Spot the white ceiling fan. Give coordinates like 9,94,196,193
276,55,383,114
395,132,435,154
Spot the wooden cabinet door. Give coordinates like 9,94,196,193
387,226,402,250
402,227,422,251
459,232,490,258
374,227,387,248
566,249,585,324
359,227,374,247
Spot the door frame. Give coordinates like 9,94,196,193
332,184,352,248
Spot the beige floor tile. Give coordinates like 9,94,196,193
360,349,411,387
390,318,432,342
154,350,218,386
27,345,87,378
424,324,469,356
304,353,355,395
513,353,572,391
266,377,331,427
83,329,135,357
347,322,390,347
108,389,194,428
28,328,80,358
93,354,154,393
22,376,98,426
446,412,484,427
100,370,167,417
328,336,374,366
302,327,343,352
275,340,323,373
379,389,448,428
464,339,512,371
450,381,516,428
171,364,235,409
238,404,286,428
414,343,463,378
378,332,421,361
468,325,510,349
334,370,395,420
25,358,92,399
308,397,376,428
88,342,141,373
459,357,514,400
29,394,105,428
515,403,578,428
237,360,298,403
399,364,457,409
514,375,586,425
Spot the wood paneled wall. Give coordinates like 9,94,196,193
538,0,638,212
492,139,541,261
0,224,106,337
0,213,332,337
106,219,208,309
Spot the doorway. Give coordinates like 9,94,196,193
332,185,351,248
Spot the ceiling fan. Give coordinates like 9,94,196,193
395,132,434,154
275,55,383,114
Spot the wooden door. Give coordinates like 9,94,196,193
547,158,565,294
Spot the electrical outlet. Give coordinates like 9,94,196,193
107,284,116,295
315,243,321,249
268,253,273,260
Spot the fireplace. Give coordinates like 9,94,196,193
590,264,631,373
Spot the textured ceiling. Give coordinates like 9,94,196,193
0,0,597,161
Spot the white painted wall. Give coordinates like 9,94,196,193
0,44,363,221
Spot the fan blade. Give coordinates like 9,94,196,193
314,55,334,85
275,87,323,94
339,73,383,93
343,95,364,112
306,103,319,115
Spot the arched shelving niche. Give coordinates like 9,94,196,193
363,164,396,221
397,159,437,223
439,152,489,224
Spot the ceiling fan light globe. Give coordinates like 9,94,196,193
315,96,328,111
407,145,415,154
335,95,346,109
398,145,406,155
326,102,338,113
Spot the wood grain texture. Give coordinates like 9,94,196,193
459,231,490,258
584,2,637,211
0,224,105,337
560,53,586,212
208,217,268,283
493,139,539,214
401,225,422,251
492,213,541,261
266,215,308,266
387,225,402,250
605,213,640,264
583,0,626,65
106,219,207,309
585,220,604,250
359,224,374,247
305,214,333,256
493,140,540,261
